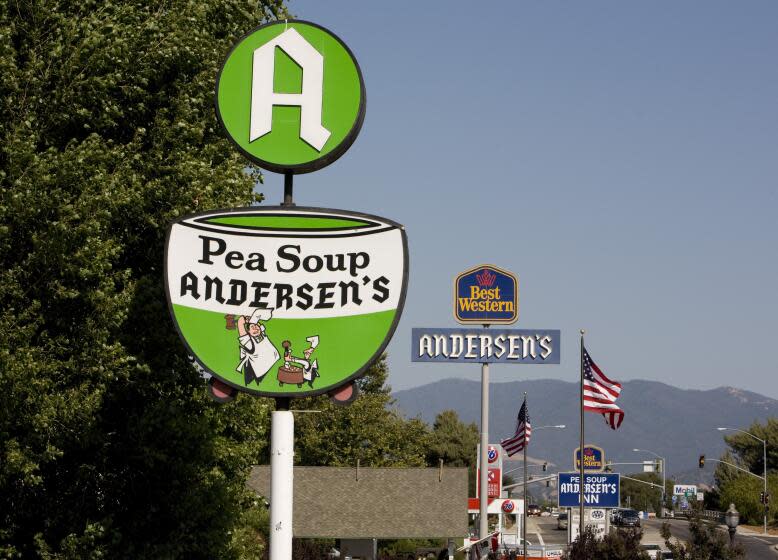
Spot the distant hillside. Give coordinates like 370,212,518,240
393,378,778,484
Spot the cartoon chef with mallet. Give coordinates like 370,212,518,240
236,309,280,385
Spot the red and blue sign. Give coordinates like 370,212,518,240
454,265,518,324
502,500,515,513
488,445,499,463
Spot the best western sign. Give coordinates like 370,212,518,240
166,208,407,397
215,20,365,174
574,445,606,472
455,265,518,324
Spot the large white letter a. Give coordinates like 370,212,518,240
250,28,331,151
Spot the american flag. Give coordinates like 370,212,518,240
500,397,531,456
583,347,624,429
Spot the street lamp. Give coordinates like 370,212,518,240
724,503,740,547
718,427,768,535
633,448,666,518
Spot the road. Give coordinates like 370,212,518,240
642,518,778,560
526,514,778,559
526,515,568,548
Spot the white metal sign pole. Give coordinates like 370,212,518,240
270,404,294,560
479,360,490,550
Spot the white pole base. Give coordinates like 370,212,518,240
270,410,294,560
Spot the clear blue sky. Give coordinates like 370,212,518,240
273,1,778,397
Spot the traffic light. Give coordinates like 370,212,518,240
766,493,771,505
546,480,550,487
655,459,663,473
698,455,705,468
761,492,765,504
542,462,547,472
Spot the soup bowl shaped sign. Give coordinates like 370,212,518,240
165,208,407,397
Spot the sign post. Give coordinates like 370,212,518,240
412,265,560,552
164,19,406,560
456,265,517,546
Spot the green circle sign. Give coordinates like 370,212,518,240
216,20,366,174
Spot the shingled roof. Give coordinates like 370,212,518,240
247,466,468,539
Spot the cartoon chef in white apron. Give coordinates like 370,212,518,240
236,309,279,385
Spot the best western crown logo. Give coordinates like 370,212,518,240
454,265,518,324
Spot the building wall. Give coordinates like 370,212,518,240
247,466,469,539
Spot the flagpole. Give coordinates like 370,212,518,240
522,392,528,560
579,330,585,541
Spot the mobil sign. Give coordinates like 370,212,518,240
673,484,697,496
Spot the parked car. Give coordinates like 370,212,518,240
557,512,568,530
610,508,626,524
618,509,641,527
640,544,661,559
527,504,542,516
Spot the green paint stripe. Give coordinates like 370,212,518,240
171,304,397,396
204,215,372,230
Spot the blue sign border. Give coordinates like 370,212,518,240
558,472,620,508
454,264,518,325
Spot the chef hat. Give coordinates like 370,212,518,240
248,309,273,324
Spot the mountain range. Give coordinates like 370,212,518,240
392,378,778,485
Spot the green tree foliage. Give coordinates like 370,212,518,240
714,418,778,524
661,516,745,559
292,357,430,467
426,409,479,467
0,0,287,557
717,473,778,526
720,419,778,473
563,527,650,560
425,409,478,495
620,472,670,514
